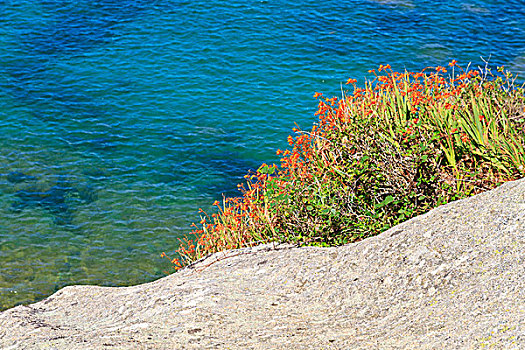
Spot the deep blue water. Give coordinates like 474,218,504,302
0,0,523,310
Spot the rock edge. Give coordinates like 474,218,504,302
1,179,525,349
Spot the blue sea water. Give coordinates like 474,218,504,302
0,0,523,310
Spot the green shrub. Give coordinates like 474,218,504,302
163,62,525,269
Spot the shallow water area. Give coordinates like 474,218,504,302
0,0,523,310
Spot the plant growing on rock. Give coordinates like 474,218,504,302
163,61,525,270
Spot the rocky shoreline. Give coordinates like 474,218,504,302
1,178,524,349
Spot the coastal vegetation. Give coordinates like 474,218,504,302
163,61,525,270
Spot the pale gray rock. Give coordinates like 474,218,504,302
1,178,525,349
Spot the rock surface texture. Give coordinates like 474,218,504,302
1,179,525,349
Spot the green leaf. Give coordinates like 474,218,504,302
375,195,394,209
258,164,276,175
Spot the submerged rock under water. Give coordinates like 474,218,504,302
10,180,98,227
6,171,37,184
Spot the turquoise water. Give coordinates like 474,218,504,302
0,0,523,310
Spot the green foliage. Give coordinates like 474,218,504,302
165,62,525,270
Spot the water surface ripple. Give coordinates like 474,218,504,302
0,0,523,310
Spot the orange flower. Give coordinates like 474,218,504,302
448,60,457,67
313,92,323,98
346,78,357,85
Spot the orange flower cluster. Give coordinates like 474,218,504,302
163,61,525,271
